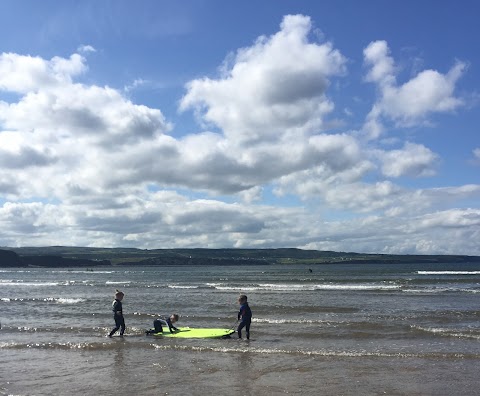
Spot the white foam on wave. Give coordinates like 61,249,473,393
56,298,86,304
0,342,19,348
412,325,480,340
152,343,468,359
417,271,480,275
403,288,447,294
214,286,260,291
314,284,400,290
258,283,318,291
105,281,131,285
0,281,60,287
49,270,115,274
212,283,401,291
403,287,480,294
0,297,86,303
253,318,326,324
168,285,198,289
0,341,119,350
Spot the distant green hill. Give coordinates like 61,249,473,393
2,246,480,267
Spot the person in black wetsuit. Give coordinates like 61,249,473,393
108,290,125,337
237,294,252,340
146,314,180,334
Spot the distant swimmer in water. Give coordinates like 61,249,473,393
309,268,313,273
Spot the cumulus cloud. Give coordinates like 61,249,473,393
0,52,87,93
363,40,466,136
364,40,396,86
0,16,360,199
180,14,347,145
418,208,480,229
379,142,438,178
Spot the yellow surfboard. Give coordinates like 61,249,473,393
150,327,235,339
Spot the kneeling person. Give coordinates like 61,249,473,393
150,314,179,334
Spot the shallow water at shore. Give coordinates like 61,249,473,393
1,263,480,395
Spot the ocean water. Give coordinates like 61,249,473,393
1,262,480,395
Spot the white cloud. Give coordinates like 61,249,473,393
363,40,396,86
473,148,480,164
0,52,87,93
379,142,438,178
77,45,96,53
124,78,149,93
301,207,480,255
381,64,465,125
363,40,466,135
418,208,480,229
1,181,479,254
236,186,263,204
0,16,358,200
180,14,347,145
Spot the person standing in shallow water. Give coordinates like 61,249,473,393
108,290,125,337
237,294,252,340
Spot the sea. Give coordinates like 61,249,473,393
1,262,480,395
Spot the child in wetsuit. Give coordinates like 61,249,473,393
108,290,125,337
237,294,252,339
147,314,179,334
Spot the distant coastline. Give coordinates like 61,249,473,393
1,246,480,268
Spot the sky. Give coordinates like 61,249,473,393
0,0,479,254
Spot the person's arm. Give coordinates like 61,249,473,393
166,318,178,332
112,300,122,316
238,305,243,320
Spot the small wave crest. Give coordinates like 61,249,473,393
0,341,125,350
48,270,114,274
57,297,86,304
0,297,86,304
417,271,480,275
168,285,198,289
151,344,479,359
412,325,480,340
0,281,60,287
403,288,480,294
211,283,401,292
253,318,327,324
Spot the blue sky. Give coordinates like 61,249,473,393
0,0,479,254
